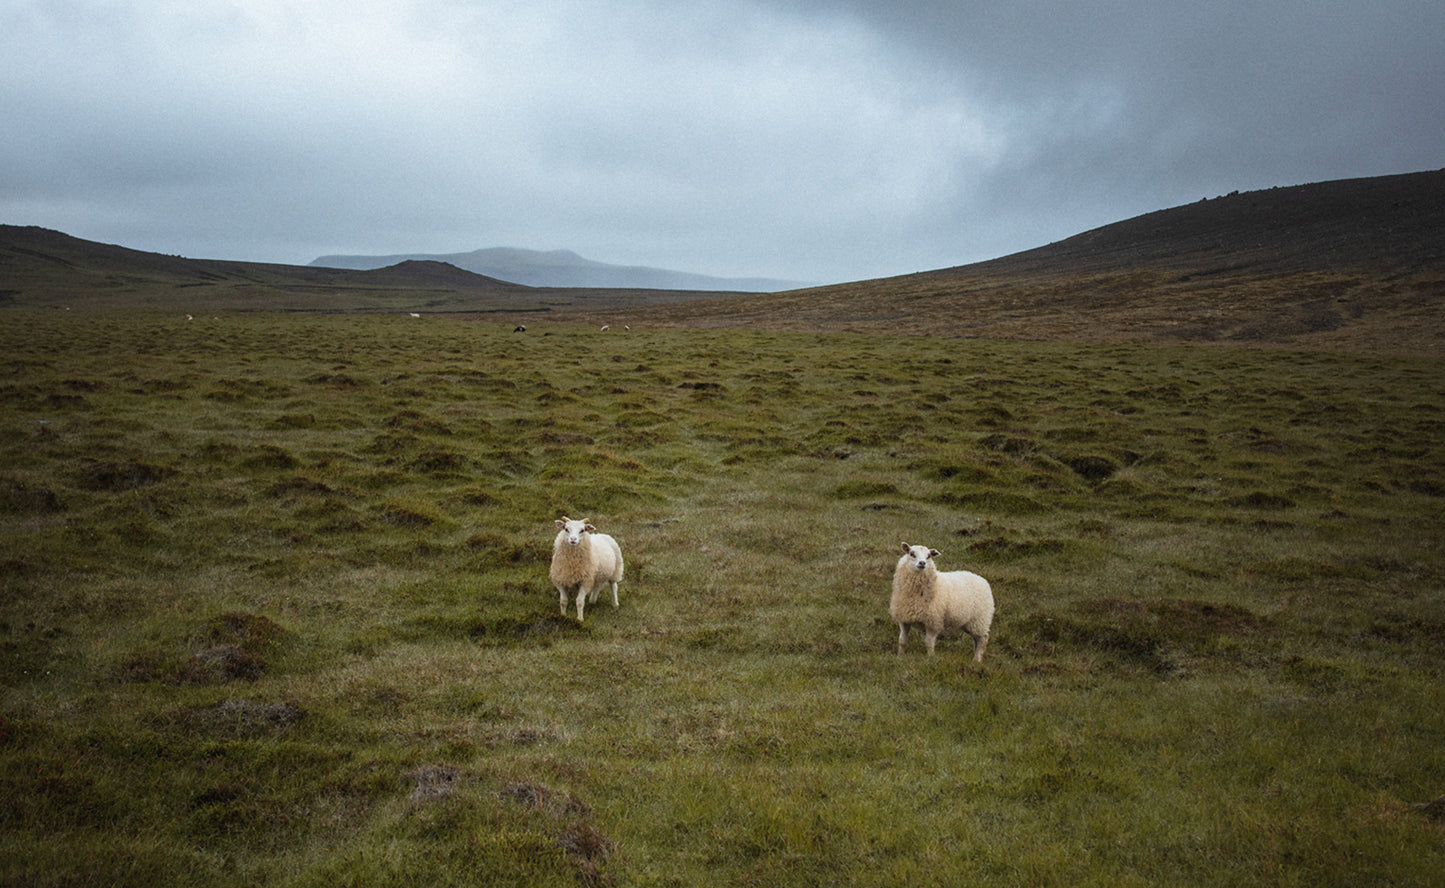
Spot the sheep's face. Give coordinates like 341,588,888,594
557,518,593,546
900,543,940,571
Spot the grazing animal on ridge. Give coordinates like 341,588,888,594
550,516,624,621
890,543,994,660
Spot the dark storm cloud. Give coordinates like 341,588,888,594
767,0,1445,267
782,1,1445,209
2,0,1440,283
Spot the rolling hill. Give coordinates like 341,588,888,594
0,227,743,314
579,169,1445,354
3,168,1442,353
0,226,533,313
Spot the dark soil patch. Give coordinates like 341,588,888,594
178,645,267,684
75,460,173,491
382,504,436,527
240,446,301,471
1066,455,1119,481
205,611,288,651
1,478,63,512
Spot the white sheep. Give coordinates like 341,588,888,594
550,516,624,621
890,543,994,660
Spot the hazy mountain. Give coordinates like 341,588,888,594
310,247,809,292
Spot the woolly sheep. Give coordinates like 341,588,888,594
890,543,994,660
550,516,624,622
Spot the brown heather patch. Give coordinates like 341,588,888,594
177,644,266,684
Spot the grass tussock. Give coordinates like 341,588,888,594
2,311,1443,887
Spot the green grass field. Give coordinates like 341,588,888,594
2,310,1442,886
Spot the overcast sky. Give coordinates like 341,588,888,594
3,0,1442,284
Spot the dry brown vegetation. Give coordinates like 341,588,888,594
569,170,1445,355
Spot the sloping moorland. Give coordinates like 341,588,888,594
574,169,1445,354
1,170,1443,885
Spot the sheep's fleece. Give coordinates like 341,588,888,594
890,543,994,660
550,517,624,621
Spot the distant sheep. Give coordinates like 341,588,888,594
550,516,624,621
890,543,994,660
514,325,527,332
600,325,610,331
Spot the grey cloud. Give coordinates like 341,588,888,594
1,0,1440,283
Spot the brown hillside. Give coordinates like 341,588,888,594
974,168,1444,275
575,170,1445,355
0,226,748,315
0,226,532,313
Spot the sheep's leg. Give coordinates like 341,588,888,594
924,631,938,656
609,580,619,608
972,633,989,663
557,586,568,616
896,623,909,655
575,587,589,622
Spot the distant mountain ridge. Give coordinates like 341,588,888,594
310,246,808,292
0,226,759,314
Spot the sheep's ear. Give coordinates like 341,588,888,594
900,542,911,554
929,549,940,559
555,519,567,529
584,523,597,533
